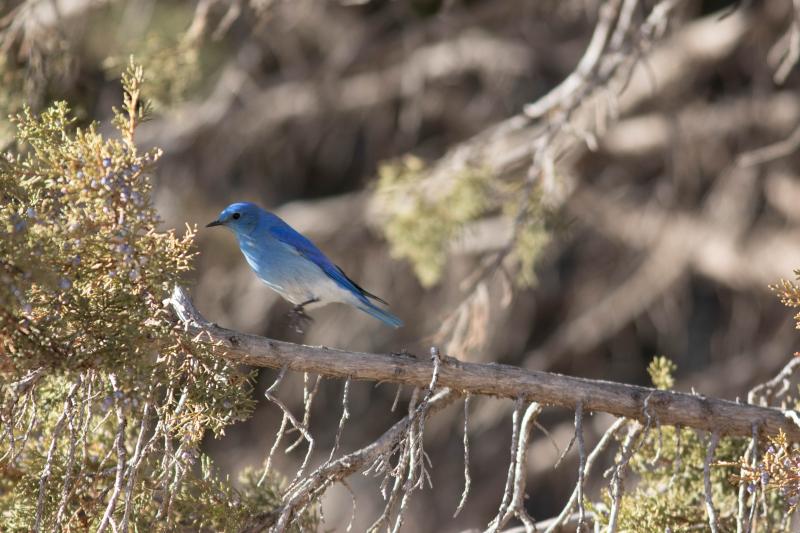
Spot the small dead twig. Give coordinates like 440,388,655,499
553,423,577,470
341,479,357,532
387,347,445,533
327,377,351,463
607,422,643,533
574,403,586,532
34,379,81,533
269,347,451,533
121,398,153,533
453,394,472,518
491,398,524,531
736,423,759,533
259,413,288,487
264,389,314,487
286,373,321,453
488,399,543,533
672,424,683,484
747,357,800,406
506,402,544,532
53,375,87,533
96,374,128,533
704,432,721,533
258,367,289,486
391,384,403,412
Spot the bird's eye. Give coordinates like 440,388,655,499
232,213,241,220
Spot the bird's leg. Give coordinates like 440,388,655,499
288,298,318,334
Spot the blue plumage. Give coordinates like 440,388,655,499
206,202,402,328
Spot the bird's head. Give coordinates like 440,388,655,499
206,202,261,234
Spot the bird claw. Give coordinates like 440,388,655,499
288,305,314,334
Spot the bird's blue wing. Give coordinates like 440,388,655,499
268,222,387,305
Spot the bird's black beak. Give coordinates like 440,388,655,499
205,219,223,228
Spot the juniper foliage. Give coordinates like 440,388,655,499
590,355,798,532
0,61,317,532
376,155,551,287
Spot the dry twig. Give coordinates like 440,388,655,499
704,432,721,533
607,422,643,533
453,394,472,518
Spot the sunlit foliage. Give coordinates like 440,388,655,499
376,155,551,287
0,61,316,531
592,357,796,533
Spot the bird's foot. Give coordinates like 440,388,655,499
287,300,317,334
390,348,417,359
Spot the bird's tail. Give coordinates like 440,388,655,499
357,302,403,328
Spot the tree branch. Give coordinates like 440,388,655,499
170,286,800,441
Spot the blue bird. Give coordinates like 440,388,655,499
206,202,403,329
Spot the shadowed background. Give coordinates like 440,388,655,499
3,0,800,530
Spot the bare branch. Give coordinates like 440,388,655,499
141,30,532,153
263,378,315,485
170,286,800,441
737,123,800,167
770,0,800,84
500,402,544,532
544,418,627,533
490,398,524,532
523,0,624,119
747,356,800,407
242,390,459,533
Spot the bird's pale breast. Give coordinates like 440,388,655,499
237,231,358,307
